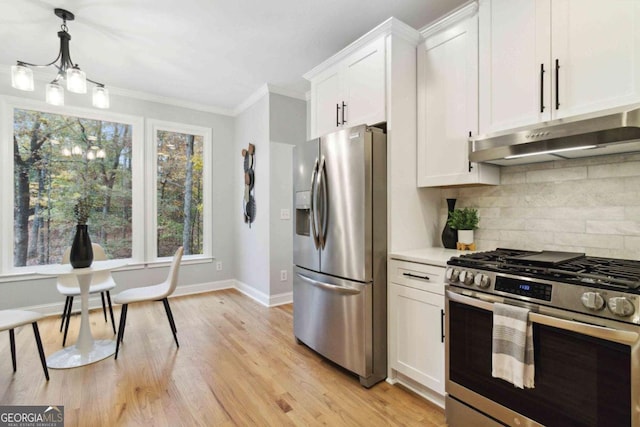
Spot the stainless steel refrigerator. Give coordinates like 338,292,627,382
293,124,387,388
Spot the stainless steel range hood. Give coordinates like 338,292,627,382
469,104,640,165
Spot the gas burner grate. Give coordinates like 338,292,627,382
449,249,640,291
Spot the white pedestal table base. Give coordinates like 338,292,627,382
47,339,116,369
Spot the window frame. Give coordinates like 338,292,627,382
1,96,145,275
145,119,212,263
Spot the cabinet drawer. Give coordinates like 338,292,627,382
389,260,444,295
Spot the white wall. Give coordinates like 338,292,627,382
233,91,306,304
269,94,306,298
269,142,294,296
0,82,236,311
234,94,271,297
440,153,640,260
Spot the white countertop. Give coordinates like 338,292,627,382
389,247,475,267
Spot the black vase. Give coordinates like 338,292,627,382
70,224,93,268
441,198,458,249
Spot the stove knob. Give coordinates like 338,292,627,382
451,269,461,282
474,274,491,288
462,271,475,285
580,292,605,311
608,297,635,317
459,270,467,283
445,268,453,280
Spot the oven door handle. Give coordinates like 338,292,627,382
446,290,639,346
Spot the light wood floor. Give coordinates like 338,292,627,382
0,289,446,426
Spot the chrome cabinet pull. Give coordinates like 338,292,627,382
336,103,340,127
441,309,445,343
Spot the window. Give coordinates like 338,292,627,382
2,100,211,275
147,120,212,260
11,107,136,267
156,130,203,257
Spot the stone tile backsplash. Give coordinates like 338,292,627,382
440,152,640,260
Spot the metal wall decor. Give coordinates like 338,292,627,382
242,143,256,226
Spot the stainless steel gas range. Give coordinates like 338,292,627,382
444,249,640,427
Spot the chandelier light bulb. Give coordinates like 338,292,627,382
45,82,65,106
86,150,96,160
11,64,34,91
96,149,106,159
62,147,72,156
66,67,87,93
92,86,110,109
72,145,82,155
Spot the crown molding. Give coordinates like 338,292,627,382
110,86,235,116
419,1,478,39
233,83,307,116
0,64,235,117
3,64,305,117
303,17,420,81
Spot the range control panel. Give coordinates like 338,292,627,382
494,276,552,301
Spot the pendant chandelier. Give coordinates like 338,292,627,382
11,8,110,109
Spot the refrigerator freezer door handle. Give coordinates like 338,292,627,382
310,158,320,249
318,156,328,250
296,273,361,295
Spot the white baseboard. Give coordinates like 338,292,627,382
21,280,291,316
234,280,293,307
268,291,293,307
172,279,235,297
386,370,445,409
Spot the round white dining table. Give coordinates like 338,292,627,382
36,259,128,368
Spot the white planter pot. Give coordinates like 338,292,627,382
458,229,474,244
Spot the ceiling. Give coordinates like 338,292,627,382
0,0,467,113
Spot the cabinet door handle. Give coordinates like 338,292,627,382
467,131,473,173
402,272,430,281
336,103,340,127
540,63,545,113
555,59,560,110
441,309,445,343
341,101,347,125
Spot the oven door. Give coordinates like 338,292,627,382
446,287,640,427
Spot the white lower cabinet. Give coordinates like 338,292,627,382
388,259,445,406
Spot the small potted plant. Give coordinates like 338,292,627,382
447,207,479,245
70,196,94,268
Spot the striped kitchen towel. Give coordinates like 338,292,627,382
492,302,535,389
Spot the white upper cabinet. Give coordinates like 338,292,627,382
552,0,640,119
478,0,549,133
417,5,499,187
342,37,386,133
479,0,640,134
308,37,386,138
313,69,342,138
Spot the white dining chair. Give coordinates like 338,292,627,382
113,246,183,359
0,310,49,380
58,243,117,346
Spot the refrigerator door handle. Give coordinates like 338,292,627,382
296,273,361,295
310,158,320,249
318,156,328,250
